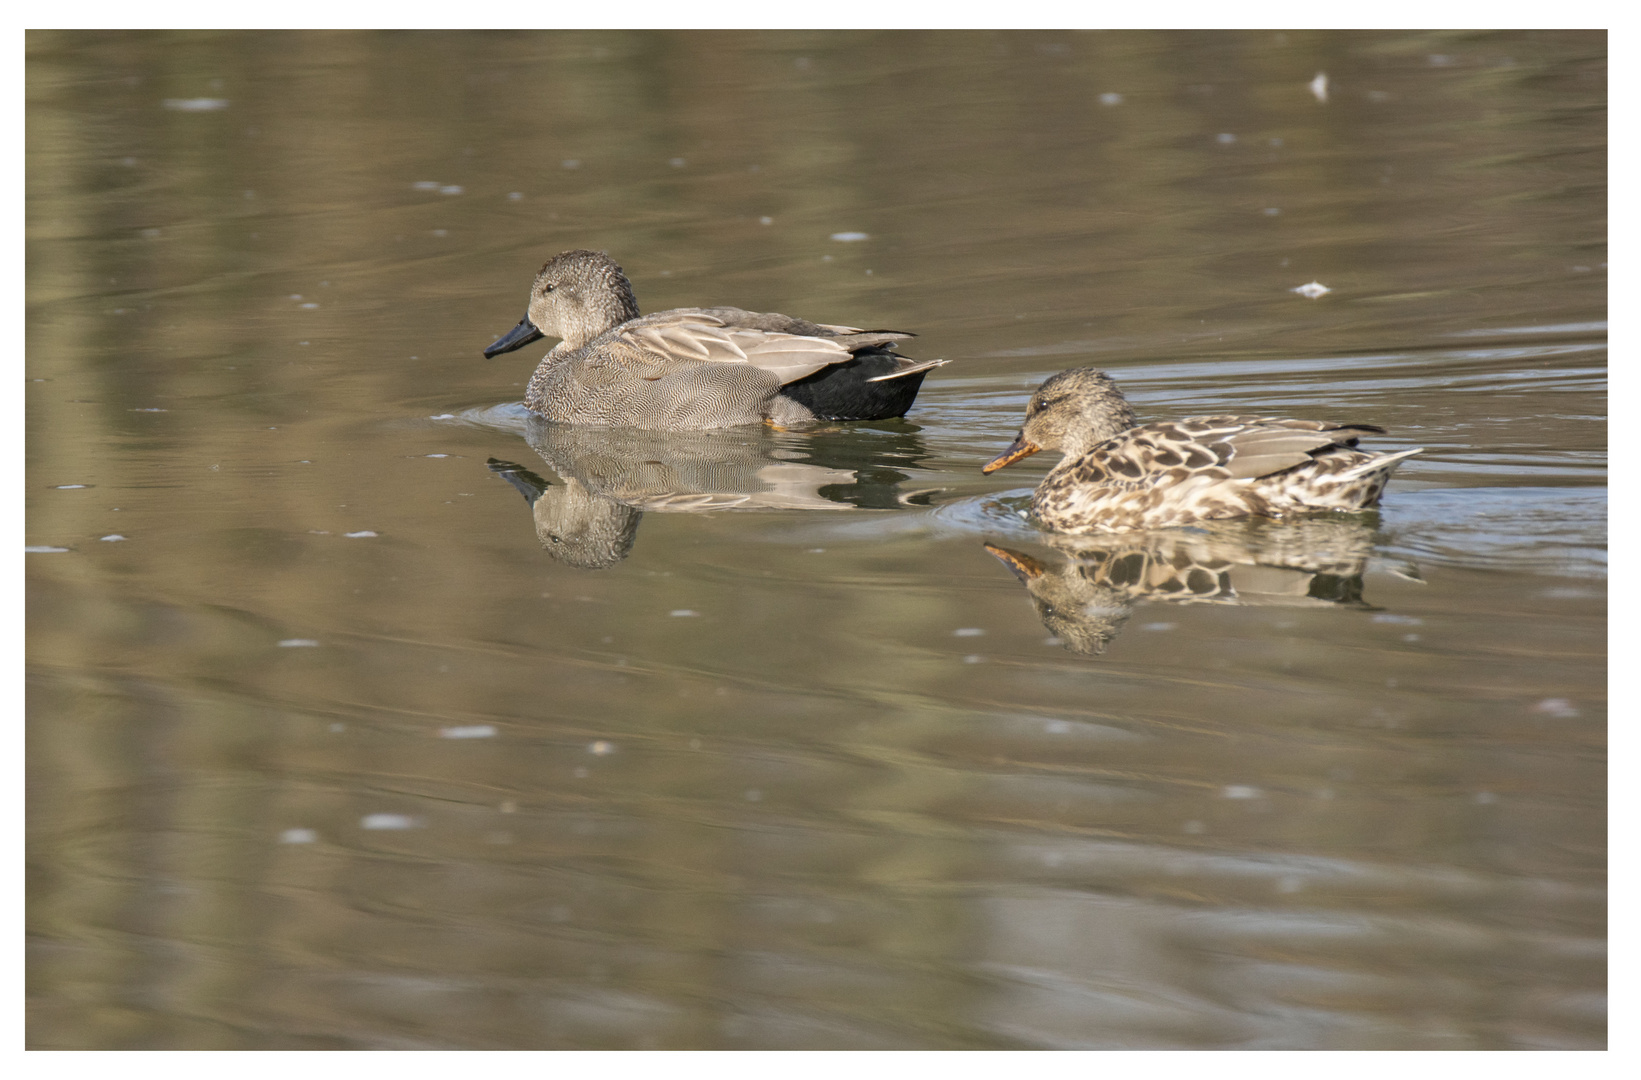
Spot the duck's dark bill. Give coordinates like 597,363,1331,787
484,315,545,358
982,435,1041,474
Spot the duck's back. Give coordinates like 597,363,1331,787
525,306,920,429
1034,415,1417,533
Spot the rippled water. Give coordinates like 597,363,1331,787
28,30,1604,1049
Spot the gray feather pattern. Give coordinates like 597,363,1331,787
500,252,938,429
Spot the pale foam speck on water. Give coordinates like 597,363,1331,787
360,814,421,831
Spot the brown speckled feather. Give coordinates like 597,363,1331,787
984,367,1421,534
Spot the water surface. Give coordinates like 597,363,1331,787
27,29,1605,1049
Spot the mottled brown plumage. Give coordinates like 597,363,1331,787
483,250,945,429
983,367,1421,534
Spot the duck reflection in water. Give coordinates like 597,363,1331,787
986,516,1392,656
488,415,934,569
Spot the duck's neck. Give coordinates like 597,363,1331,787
1052,400,1138,465
560,291,640,350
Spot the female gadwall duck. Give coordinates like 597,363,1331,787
983,366,1421,534
483,250,946,429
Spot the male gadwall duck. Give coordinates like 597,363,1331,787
983,366,1422,534
483,250,946,429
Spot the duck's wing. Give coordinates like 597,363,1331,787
619,312,749,362
617,311,856,384
1119,416,1388,481
688,307,917,354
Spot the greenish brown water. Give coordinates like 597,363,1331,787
28,29,1604,1049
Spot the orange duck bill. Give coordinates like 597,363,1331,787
983,543,1046,582
981,433,1042,474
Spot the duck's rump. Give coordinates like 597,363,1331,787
778,349,942,421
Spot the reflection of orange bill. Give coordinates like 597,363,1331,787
981,435,1042,474
982,543,1045,582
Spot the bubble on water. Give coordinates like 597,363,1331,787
830,231,870,242
344,531,378,538
1142,622,1176,632
1222,785,1261,800
1216,132,1237,144
561,159,581,169
669,157,686,168
53,484,89,489
439,185,463,195
1292,281,1331,298
953,627,985,637
163,97,229,111
278,639,320,648
588,740,615,756
100,535,125,542
425,453,449,458
280,828,317,844
25,546,70,553
412,180,441,190
759,216,774,225
1099,92,1123,105
300,302,318,309
508,192,523,200
1532,698,1580,719
670,609,699,617
1373,613,1423,625
1308,72,1329,103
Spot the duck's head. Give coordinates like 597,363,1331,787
484,249,642,357
982,366,1137,474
